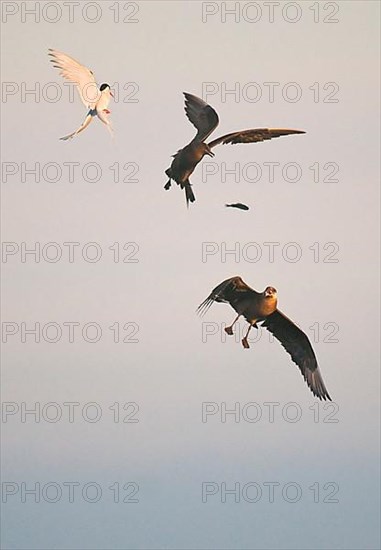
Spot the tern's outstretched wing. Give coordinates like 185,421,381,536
49,49,100,109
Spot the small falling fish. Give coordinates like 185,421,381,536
225,203,250,211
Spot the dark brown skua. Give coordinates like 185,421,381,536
197,276,331,401
164,93,305,206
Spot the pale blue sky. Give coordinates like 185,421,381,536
1,1,380,549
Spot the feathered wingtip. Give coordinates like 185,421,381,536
196,296,214,317
304,369,332,401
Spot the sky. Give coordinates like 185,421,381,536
1,1,380,549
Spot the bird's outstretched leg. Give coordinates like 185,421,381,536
97,108,114,140
164,169,172,190
224,314,241,336
242,322,258,349
60,112,93,141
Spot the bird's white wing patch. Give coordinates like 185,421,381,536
49,49,100,109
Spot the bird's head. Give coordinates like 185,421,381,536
264,286,277,299
100,83,114,97
202,143,215,158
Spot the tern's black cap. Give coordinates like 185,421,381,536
100,83,110,91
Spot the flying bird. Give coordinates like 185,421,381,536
49,49,114,140
225,203,249,211
197,276,331,401
164,93,305,206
